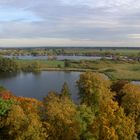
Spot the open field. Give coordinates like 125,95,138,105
16,59,65,68
16,59,140,81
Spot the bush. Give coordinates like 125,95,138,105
22,61,40,72
0,98,14,116
0,57,19,72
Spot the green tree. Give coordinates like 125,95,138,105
61,82,71,98
22,61,40,72
76,104,95,140
0,98,14,116
0,57,19,72
64,59,71,67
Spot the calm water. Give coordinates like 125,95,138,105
4,55,112,60
0,71,139,102
0,71,81,101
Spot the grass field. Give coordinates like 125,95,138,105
16,59,64,68
16,59,140,81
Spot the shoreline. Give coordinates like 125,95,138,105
41,68,96,72
39,68,140,81
3,57,140,81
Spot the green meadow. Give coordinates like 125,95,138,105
16,59,140,81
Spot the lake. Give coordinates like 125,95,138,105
0,71,81,102
4,55,112,60
0,71,139,102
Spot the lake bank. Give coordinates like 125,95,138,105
16,59,140,81
0,71,139,102
39,68,140,81
1,56,140,81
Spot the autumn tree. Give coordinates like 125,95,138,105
0,96,46,140
60,82,71,98
121,83,140,138
90,99,136,140
0,72,139,140
111,80,129,105
43,92,80,140
77,72,136,140
77,72,112,114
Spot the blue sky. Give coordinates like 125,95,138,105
0,0,140,47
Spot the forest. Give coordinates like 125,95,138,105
0,72,140,140
0,47,140,58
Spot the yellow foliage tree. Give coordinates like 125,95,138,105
77,72,136,140
121,83,140,137
0,102,46,140
77,72,112,114
43,92,80,140
91,99,136,140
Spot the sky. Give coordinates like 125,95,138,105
0,0,140,47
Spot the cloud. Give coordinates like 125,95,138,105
0,0,140,47
128,34,140,39
60,0,140,10
1,37,139,47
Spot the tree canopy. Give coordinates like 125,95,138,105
0,72,139,139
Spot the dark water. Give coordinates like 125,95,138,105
0,71,139,102
0,71,81,101
4,55,112,60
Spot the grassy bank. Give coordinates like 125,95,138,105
16,59,64,68
16,59,140,81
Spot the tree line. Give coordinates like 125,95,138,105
0,72,140,140
0,57,40,73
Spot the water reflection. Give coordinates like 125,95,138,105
0,71,139,102
0,72,19,79
4,55,111,60
0,71,81,102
